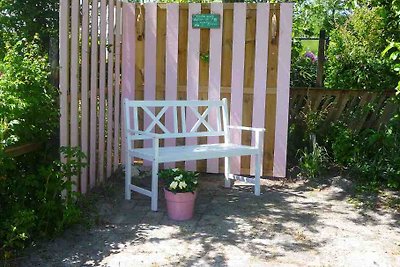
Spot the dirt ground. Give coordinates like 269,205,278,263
15,172,400,267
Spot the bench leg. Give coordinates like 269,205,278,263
224,156,231,188
151,160,159,211
254,153,261,196
125,156,132,200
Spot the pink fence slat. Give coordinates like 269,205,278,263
70,0,79,192
121,3,136,165
70,0,79,149
207,3,223,173
185,3,201,171
113,0,122,170
273,3,293,178
143,3,158,166
80,0,90,193
106,0,115,178
164,3,179,169
250,3,269,175
98,0,107,182
229,3,247,175
59,0,69,164
89,0,99,189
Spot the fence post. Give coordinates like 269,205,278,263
316,29,325,87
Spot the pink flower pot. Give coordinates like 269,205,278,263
164,188,197,221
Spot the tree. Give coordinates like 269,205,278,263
0,0,58,57
292,0,356,37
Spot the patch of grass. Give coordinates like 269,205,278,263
301,40,319,54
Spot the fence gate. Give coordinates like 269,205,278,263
59,1,293,193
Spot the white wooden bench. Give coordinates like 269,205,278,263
124,98,265,211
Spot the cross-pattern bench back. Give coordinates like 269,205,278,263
124,98,230,139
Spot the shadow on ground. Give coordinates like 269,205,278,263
13,170,400,267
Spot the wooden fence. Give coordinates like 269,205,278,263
4,143,42,157
5,88,394,158
59,1,294,193
290,88,397,130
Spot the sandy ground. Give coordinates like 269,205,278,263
15,173,400,267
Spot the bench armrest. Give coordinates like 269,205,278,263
227,125,265,132
126,130,160,154
227,125,264,151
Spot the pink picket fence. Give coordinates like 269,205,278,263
59,1,293,193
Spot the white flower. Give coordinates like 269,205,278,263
193,181,198,184
169,181,178,190
174,174,183,181
172,168,179,172
178,181,187,189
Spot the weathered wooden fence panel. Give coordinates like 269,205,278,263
60,2,294,192
289,88,396,130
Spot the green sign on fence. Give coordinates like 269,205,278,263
192,14,221,29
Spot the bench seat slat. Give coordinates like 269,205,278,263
129,143,258,163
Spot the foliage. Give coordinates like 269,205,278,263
0,147,87,260
382,41,400,92
329,112,400,189
292,0,355,37
363,0,400,42
0,34,74,260
330,123,357,166
0,0,58,58
298,142,328,179
325,6,398,90
289,100,331,178
159,168,199,193
291,52,317,87
290,0,400,90
0,36,58,148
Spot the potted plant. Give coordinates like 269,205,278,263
159,168,199,221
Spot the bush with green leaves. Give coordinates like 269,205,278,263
0,36,58,148
0,147,86,260
298,143,328,179
291,52,318,88
288,101,331,178
325,6,398,90
329,112,400,189
0,35,81,260
159,168,199,193
382,41,400,92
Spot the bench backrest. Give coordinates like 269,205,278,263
124,98,230,139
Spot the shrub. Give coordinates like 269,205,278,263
0,147,86,260
289,101,331,178
382,41,400,92
327,99,400,189
325,6,398,90
291,53,318,88
330,123,357,167
0,36,58,148
0,36,83,260
298,142,328,179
